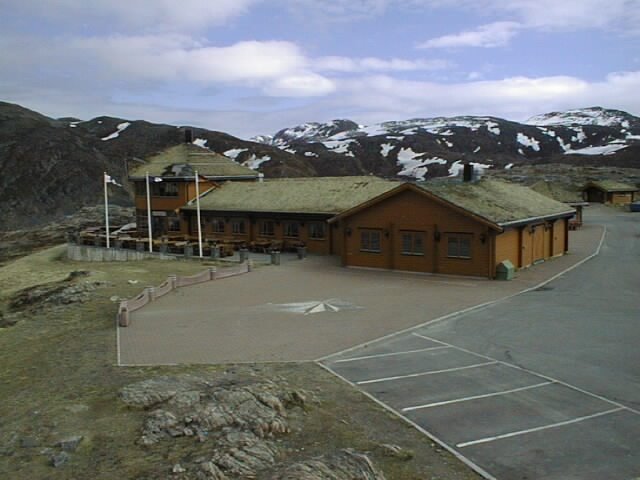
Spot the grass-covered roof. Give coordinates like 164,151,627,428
129,144,258,179
417,178,575,226
183,176,399,215
529,180,585,204
585,180,638,192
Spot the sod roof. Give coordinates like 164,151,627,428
417,178,575,226
182,176,400,215
585,180,638,192
128,144,258,179
529,180,585,204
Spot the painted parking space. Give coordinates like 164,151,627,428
321,330,639,480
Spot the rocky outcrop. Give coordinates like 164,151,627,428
120,374,385,480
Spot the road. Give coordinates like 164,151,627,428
322,206,640,479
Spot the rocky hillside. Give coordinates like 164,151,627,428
1,101,639,230
254,107,640,180
0,102,311,229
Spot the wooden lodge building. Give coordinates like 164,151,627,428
128,143,258,235
179,174,576,278
582,180,638,205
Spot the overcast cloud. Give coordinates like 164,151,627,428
1,0,639,137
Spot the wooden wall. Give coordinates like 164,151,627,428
340,189,492,277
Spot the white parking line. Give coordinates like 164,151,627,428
456,407,624,448
402,381,554,412
332,345,449,363
411,333,640,416
357,361,498,385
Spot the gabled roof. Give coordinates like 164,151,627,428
128,144,258,180
528,180,586,204
182,176,400,215
331,178,575,229
584,180,638,193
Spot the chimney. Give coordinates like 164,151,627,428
184,128,193,144
463,163,474,182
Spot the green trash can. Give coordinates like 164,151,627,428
496,260,515,280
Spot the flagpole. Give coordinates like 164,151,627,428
146,172,153,252
195,170,203,258
103,172,110,248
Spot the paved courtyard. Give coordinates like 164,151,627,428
119,219,603,365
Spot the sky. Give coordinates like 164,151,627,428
1,0,640,138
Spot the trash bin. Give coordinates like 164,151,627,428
271,250,281,265
296,246,307,259
239,248,249,263
496,260,515,280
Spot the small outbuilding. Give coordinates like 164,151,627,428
582,181,638,205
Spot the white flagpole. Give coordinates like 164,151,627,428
103,172,110,248
195,170,203,258
146,172,153,252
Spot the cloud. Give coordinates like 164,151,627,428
315,56,452,72
418,21,521,48
4,0,258,32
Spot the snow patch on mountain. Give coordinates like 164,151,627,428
304,151,318,157
565,144,627,155
101,122,131,141
527,107,634,128
380,143,394,157
448,160,492,177
486,122,500,135
243,154,271,169
571,128,587,143
516,133,540,151
223,148,248,159
192,138,207,148
396,148,448,180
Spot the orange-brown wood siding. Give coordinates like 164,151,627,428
609,192,633,205
543,224,552,259
532,225,545,262
495,228,520,268
552,219,566,256
341,189,491,277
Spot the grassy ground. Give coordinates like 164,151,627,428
0,245,479,479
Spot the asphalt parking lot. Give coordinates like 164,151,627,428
321,207,640,479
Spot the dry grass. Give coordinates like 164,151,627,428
0,246,479,479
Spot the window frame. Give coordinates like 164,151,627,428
212,218,225,234
446,233,472,259
283,221,299,238
152,182,179,197
400,230,426,256
232,219,246,235
259,220,275,237
360,228,382,253
308,222,326,240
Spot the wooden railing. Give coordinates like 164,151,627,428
117,262,251,327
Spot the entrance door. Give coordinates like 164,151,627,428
533,225,545,263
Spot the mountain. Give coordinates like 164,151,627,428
1,101,639,230
0,102,313,229
254,107,640,181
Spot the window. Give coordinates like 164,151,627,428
260,220,275,236
232,220,246,235
308,222,325,240
168,214,181,232
212,218,225,233
152,182,179,197
447,234,472,259
284,222,299,238
401,231,425,256
360,229,382,253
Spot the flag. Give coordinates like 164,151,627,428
104,173,122,187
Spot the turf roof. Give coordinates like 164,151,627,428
182,176,400,215
529,180,585,203
417,178,575,226
128,144,258,179
585,180,638,192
